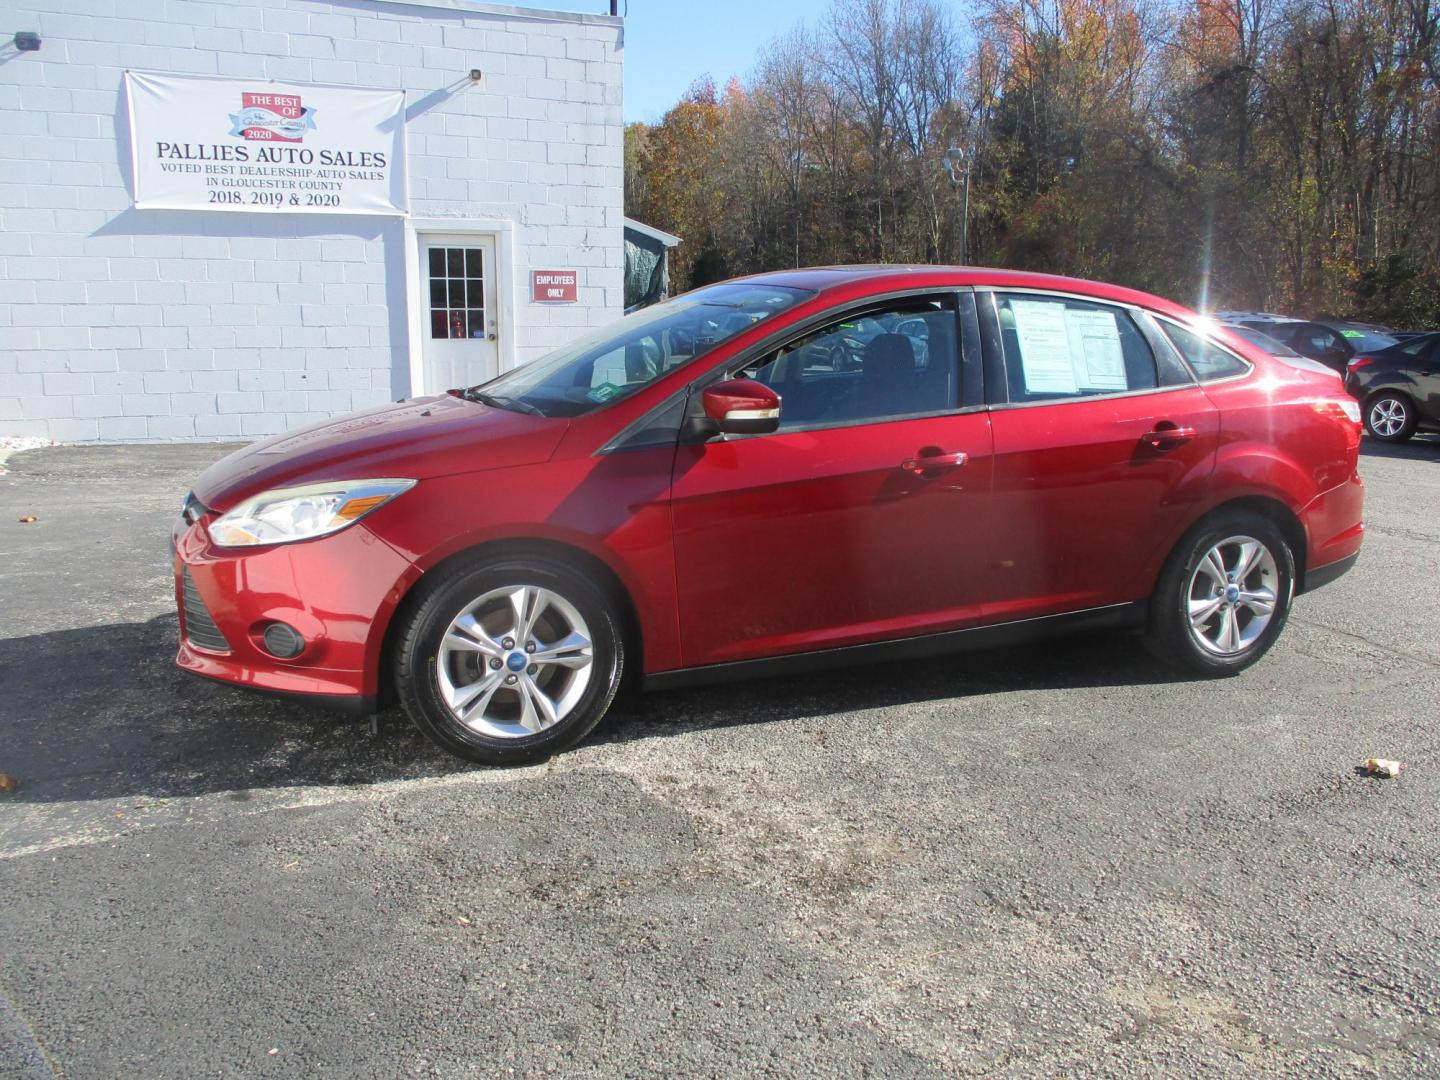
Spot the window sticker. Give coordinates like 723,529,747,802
587,382,622,403
1064,309,1127,390
1010,300,1079,394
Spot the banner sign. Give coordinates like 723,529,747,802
124,71,407,216
532,270,578,303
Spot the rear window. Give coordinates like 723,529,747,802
1159,320,1251,382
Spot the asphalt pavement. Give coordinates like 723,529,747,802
1,438,1437,1078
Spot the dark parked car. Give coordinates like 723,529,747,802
1254,320,1399,374
174,268,1365,765
1344,332,1440,441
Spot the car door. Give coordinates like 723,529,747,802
669,293,994,669
1406,335,1440,425
978,289,1220,623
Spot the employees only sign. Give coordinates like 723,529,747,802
532,270,578,302
124,71,407,215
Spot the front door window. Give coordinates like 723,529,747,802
738,299,959,428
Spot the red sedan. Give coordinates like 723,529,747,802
174,267,1365,764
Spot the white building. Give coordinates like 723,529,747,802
0,0,624,442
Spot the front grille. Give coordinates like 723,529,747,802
181,567,231,653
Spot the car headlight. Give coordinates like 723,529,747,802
209,479,416,547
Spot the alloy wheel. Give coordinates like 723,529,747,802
1186,535,1279,657
435,585,594,739
1368,397,1408,437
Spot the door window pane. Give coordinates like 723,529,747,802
1159,320,1251,382
739,299,958,428
428,246,485,340
994,293,1157,402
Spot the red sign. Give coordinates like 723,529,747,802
234,92,315,143
532,270,578,303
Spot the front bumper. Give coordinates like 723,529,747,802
174,509,416,702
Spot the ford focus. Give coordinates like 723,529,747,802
173,268,1365,764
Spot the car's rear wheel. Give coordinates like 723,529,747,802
1146,513,1294,676
1364,393,1416,442
394,557,625,765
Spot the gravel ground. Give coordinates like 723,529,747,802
1,439,1437,1078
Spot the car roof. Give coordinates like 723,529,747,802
1313,317,1389,330
735,265,1200,321
1216,310,1290,322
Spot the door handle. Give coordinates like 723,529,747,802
1140,425,1197,449
901,451,968,474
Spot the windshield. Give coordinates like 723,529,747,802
1228,325,1301,357
469,282,814,417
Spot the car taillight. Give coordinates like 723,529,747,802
1311,398,1362,452
1347,356,1375,370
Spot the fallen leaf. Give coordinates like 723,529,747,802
0,774,17,794
18,515,37,524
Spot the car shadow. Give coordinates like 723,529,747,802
1360,434,1440,461
0,613,1193,805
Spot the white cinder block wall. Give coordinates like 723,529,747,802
0,0,624,442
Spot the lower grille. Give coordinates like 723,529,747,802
181,567,230,653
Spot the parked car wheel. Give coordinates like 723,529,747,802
1146,513,1294,676
394,557,625,765
1363,393,1417,442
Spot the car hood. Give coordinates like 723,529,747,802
192,395,567,512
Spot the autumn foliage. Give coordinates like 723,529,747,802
625,0,1440,325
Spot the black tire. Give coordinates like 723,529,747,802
394,556,625,765
1363,392,1417,442
1145,512,1295,676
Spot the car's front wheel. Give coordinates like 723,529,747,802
1364,393,1417,442
1146,513,1295,676
394,557,626,765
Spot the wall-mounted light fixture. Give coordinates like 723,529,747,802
468,69,483,82
13,32,41,51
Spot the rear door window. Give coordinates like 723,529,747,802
992,292,1158,403
1394,335,1435,359
1297,325,1349,357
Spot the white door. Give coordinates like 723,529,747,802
419,233,499,393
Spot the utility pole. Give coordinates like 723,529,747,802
943,146,972,265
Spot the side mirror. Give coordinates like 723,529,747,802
702,378,781,436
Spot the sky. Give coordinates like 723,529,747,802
528,0,836,123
